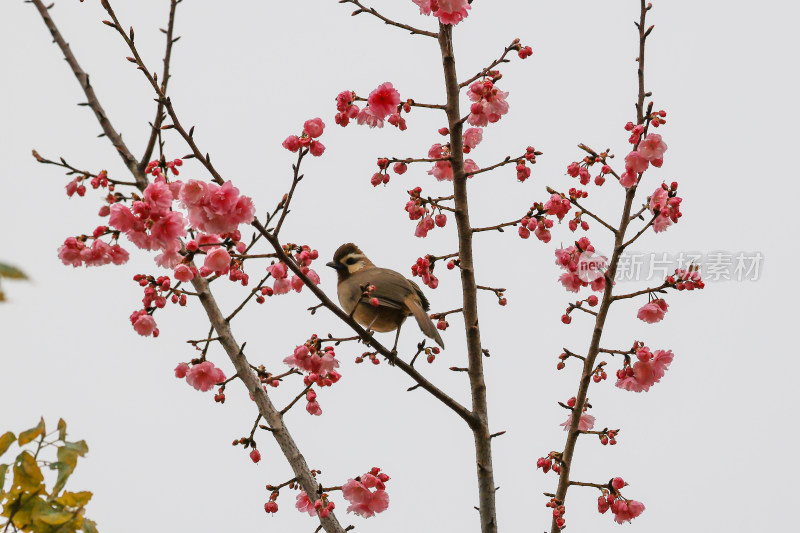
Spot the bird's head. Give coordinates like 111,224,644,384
327,243,373,277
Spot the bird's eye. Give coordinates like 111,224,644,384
345,257,358,265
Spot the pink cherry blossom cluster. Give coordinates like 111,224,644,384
65,169,112,199
636,298,668,324
342,467,391,518
179,179,256,236
370,158,392,187
266,246,320,295
536,451,562,475
649,182,682,232
128,273,189,336
283,337,342,416
411,0,470,25
554,238,606,294
567,159,612,187
667,266,704,291
282,118,326,157
334,91,360,127
403,187,447,238
294,491,337,518
345,82,405,129
597,479,645,524
411,256,439,289
426,142,479,181
545,498,567,529
518,215,553,243
467,77,509,127
615,344,674,393
58,235,129,267
514,146,539,181
620,131,667,188
174,360,227,392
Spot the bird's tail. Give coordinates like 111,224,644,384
408,300,445,349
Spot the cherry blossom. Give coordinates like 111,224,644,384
185,361,226,392
342,471,390,518
616,347,674,392
367,82,400,120
637,298,668,323
467,79,509,126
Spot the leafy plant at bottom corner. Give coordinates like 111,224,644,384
0,418,99,533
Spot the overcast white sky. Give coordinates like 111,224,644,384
2,1,798,532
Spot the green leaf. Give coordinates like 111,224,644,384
0,263,28,280
0,463,8,493
13,451,44,494
0,431,16,456
18,418,46,446
82,517,99,533
57,419,68,442
36,506,74,526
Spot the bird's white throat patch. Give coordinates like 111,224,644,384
342,253,368,274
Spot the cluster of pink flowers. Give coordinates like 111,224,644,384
515,147,539,181
174,360,227,392
130,309,158,337
620,132,667,188
411,0,470,25
536,452,562,475
266,246,320,295
554,238,606,294
342,467,391,518
179,179,256,236
335,91,360,127
283,337,341,415
615,344,674,392
668,267,703,291
637,298,668,323
598,481,645,524
566,160,611,187
426,143,479,181
348,82,405,129
467,78,509,126
547,498,567,529
411,256,439,289
649,182,682,232
294,491,336,518
518,215,553,243
58,236,129,267
106,180,185,266
282,117,326,157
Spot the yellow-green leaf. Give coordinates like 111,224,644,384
18,418,46,446
83,517,99,533
36,506,74,526
57,419,68,441
0,263,28,280
0,463,8,493
51,441,87,496
55,491,92,508
13,451,44,493
0,431,15,456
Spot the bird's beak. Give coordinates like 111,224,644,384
326,261,340,270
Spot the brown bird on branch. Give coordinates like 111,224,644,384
327,243,444,352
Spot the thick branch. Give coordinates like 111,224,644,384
439,22,497,533
191,275,345,533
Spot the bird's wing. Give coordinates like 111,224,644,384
348,268,413,310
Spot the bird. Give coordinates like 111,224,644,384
327,243,444,353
